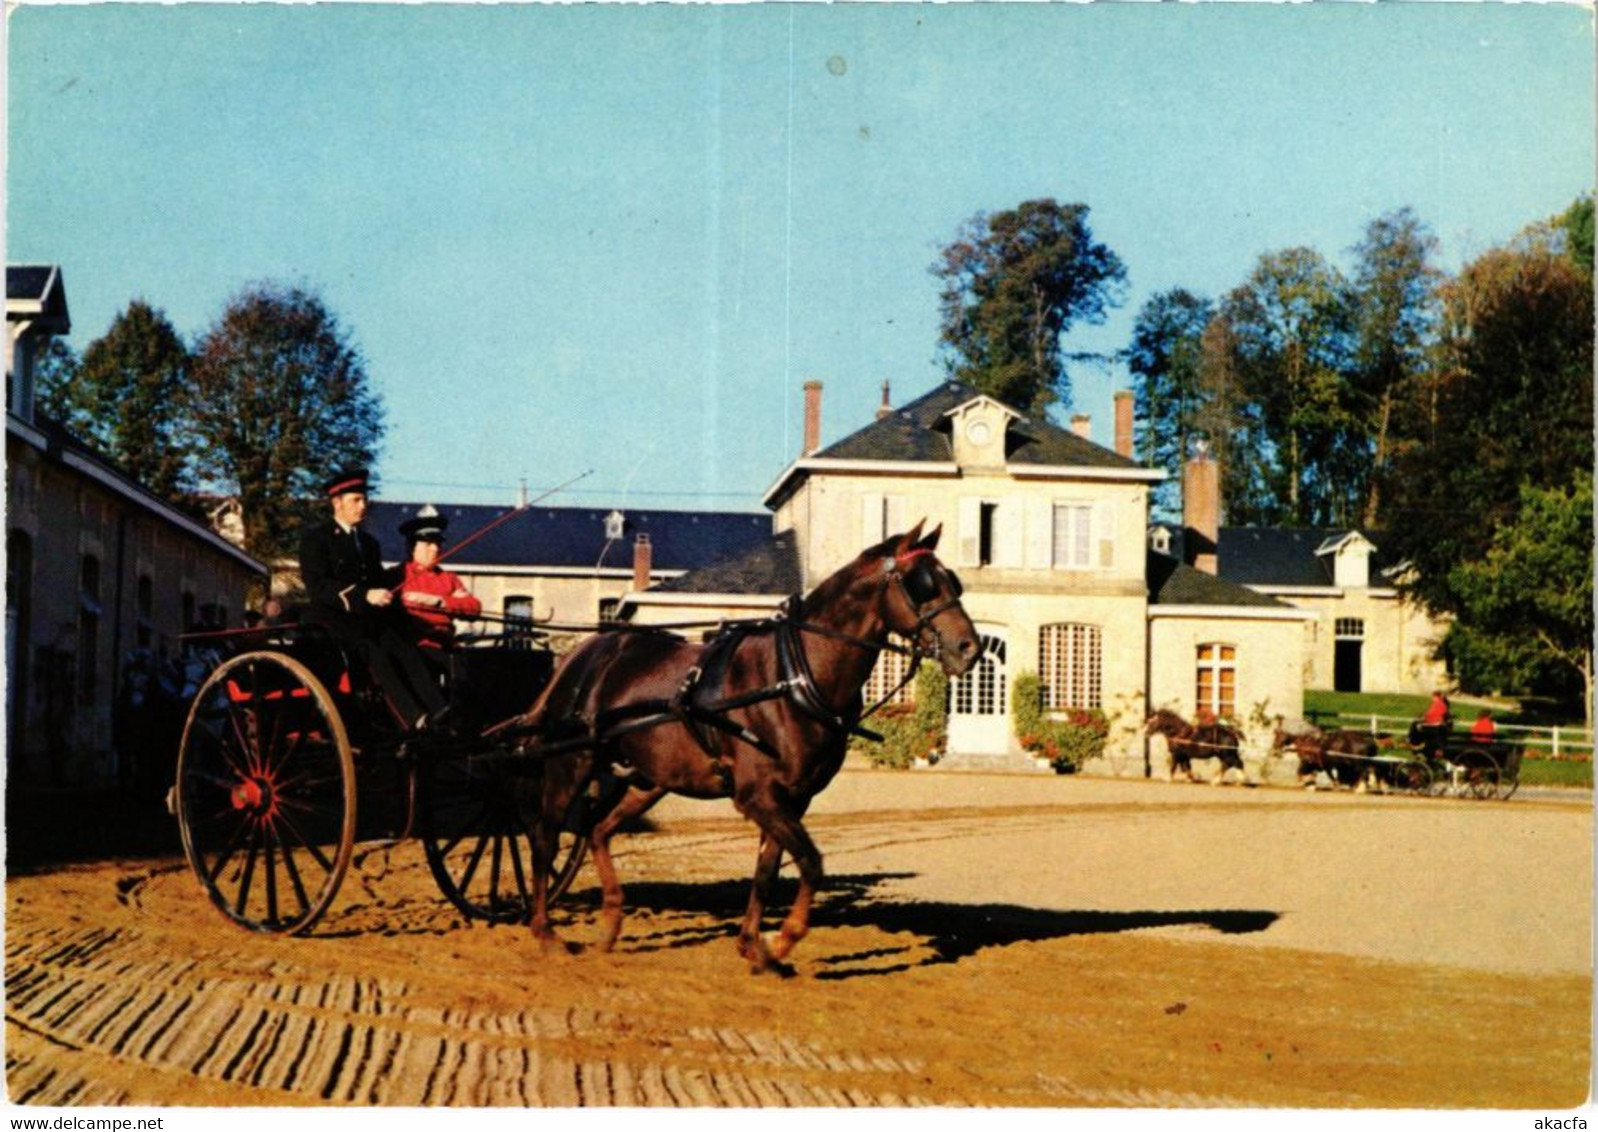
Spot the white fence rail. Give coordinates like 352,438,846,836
1309,712,1593,759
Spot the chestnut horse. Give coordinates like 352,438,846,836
514,524,979,972
1146,708,1244,783
1273,724,1374,789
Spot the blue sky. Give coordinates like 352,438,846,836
7,3,1593,513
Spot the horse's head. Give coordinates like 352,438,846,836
1145,709,1179,737
876,522,980,678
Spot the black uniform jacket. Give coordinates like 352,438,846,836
298,519,399,627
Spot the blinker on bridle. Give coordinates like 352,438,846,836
895,548,963,607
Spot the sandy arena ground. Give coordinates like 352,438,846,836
5,771,1592,1108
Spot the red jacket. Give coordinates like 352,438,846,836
1470,716,1497,742
1422,696,1450,726
399,561,482,646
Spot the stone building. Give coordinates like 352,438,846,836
7,265,266,788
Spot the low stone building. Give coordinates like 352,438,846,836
6,265,267,789
353,501,775,640
1148,522,1453,697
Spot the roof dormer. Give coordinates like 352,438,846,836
942,394,1023,471
1316,531,1377,588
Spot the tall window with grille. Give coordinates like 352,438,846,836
1195,642,1236,719
1038,623,1102,710
863,635,915,707
950,635,1007,716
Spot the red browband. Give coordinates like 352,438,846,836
895,548,935,571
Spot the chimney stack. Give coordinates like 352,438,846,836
1114,391,1134,459
1183,444,1220,575
632,533,653,592
876,380,892,421
1070,413,1091,440
803,380,823,456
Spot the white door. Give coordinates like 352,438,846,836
946,628,1010,756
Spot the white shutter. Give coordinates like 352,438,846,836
1096,501,1116,570
885,495,908,541
995,501,1024,567
860,493,884,548
1025,497,1053,570
957,497,982,566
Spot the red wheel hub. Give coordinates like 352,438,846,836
230,776,274,815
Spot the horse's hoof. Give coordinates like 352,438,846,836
536,932,576,956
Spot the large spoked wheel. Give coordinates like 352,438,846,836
1462,755,1502,800
1388,760,1433,794
421,753,587,924
175,651,356,935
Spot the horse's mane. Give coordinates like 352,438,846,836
798,535,900,617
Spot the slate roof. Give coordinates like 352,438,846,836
364,502,772,573
12,409,265,573
651,530,802,596
1147,550,1291,608
1161,527,1401,588
814,380,1142,470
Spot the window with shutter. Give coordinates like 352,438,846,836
1052,504,1093,569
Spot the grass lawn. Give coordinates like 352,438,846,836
1516,759,1593,790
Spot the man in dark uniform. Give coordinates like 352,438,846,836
298,469,447,732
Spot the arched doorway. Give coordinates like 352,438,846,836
946,626,1009,757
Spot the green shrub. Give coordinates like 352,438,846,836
852,663,949,769
1012,670,1107,773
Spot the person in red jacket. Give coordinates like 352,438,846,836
1469,709,1498,743
396,505,482,649
1421,691,1451,727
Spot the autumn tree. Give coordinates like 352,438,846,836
1126,288,1213,516
932,199,1126,414
39,300,194,497
33,338,80,423
188,283,384,560
1552,195,1593,277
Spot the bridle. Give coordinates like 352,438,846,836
774,547,967,734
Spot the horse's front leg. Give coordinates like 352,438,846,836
749,806,823,965
738,832,784,971
587,784,666,952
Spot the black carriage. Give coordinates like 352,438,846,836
171,622,588,934
1404,721,1522,800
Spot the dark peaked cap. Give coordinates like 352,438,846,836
325,468,370,498
399,504,448,542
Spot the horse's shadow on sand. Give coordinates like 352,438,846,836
579,872,1279,981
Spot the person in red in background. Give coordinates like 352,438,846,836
396,505,482,649
1411,689,1454,760
1469,708,1499,743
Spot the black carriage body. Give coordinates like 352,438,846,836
173,625,582,935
